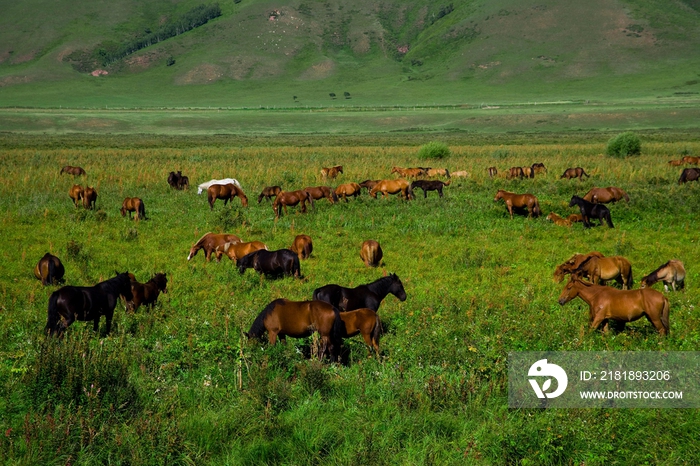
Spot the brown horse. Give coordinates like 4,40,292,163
128,273,168,312
360,240,383,267
426,168,450,178
583,187,630,204
246,299,344,360
359,180,380,192
522,167,535,178
574,255,633,289
291,234,313,260
546,212,572,227
641,260,686,292
668,159,684,166
682,155,700,165
257,186,282,203
60,166,86,176
678,168,700,184
410,179,451,198
487,166,498,178
553,251,606,283
370,179,413,200
391,167,425,179
493,190,541,219
339,308,382,356
83,187,97,210
167,171,189,190
34,253,65,285
187,232,242,262
217,240,268,263
532,163,547,175
68,184,84,207
561,167,590,180
558,276,670,335
451,170,469,178
321,165,343,180
120,197,146,221
335,183,362,201
273,190,314,218
304,186,339,204
506,167,525,180
567,213,585,224
208,183,248,210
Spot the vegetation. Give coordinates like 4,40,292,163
418,141,451,160
606,132,642,158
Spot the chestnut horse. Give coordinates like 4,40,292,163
187,232,241,262
678,168,700,184
305,186,339,204
391,167,425,179
583,187,630,204
359,180,380,192
426,168,450,178
493,190,541,219
273,190,314,218
217,240,268,263
34,253,65,285
641,260,686,292
120,197,146,221
567,213,585,224
668,159,684,167
574,255,633,289
561,167,589,180
197,178,241,195
451,170,469,178
291,234,313,260
370,179,413,200
68,184,84,207
208,184,248,210
257,186,282,203
335,183,362,201
682,155,700,165
553,251,605,283
339,308,382,356
410,179,451,198
321,166,343,180
128,273,168,312
558,276,670,335
60,166,86,176
546,212,571,227
360,240,383,267
83,187,97,210
506,167,525,180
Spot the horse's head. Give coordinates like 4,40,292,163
331,191,339,203
389,274,407,301
558,277,581,305
239,192,249,207
187,244,198,261
155,273,168,293
117,271,134,302
391,167,400,174
493,190,504,202
238,252,255,274
568,196,580,207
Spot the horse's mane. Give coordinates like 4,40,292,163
365,274,397,293
644,261,671,282
194,232,214,246
247,299,285,340
574,255,595,273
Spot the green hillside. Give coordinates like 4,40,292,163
1,0,700,108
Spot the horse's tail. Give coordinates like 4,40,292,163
247,299,282,341
533,200,541,218
371,312,382,354
292,254,301,278
47,258,57,285
46,291,61,336
582,169,590,178
139,200,146,220
661,296,670,335
605,212,614,228
627,266,634,289
330,306,345,356
444,179,451,186
445,169,450,178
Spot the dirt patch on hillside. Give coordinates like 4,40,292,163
0,75,32,87
125,52,165,72
0,50,11,64
10,51,37,64
175,63,225,85
298,59,335,80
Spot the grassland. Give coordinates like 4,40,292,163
1,134,699,464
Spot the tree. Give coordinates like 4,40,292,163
329,93,336,99
344,92,351,99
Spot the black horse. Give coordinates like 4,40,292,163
238,249,301,278
569,195,614,228
167,171,189,190
45,272,133,336
410,180,451,198
679,168,700,184
312,273,407,312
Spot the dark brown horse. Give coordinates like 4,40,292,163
493,190,541,219
187,232,242,262
532,163,547,175
217,240,268,263
167,171,189,190
410,179,451,198
339,308,382,356
370,179,413,200
553,251,606,283
558,275,670,335
561,167,590,180
641,260,686,292
313,273,407,312
487,166,498,178
360,240,383,267
359,180,380,192
678,168,700,184
120,197,146,221
273,190,314,218
208,183,248,210
68,184,84,207
304,186,339,204
83,187,97,210
257,186,282,203
335,183,362,202
34,253,65,285
321,165,343,180
60,166,86,176
583,187,630,204
238,249,301,278
291,234,313,260
128,273,168,312
246,299,344,359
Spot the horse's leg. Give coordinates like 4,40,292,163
507,202,514,219
644,313,667,335
590,312,607,332
93,315,100,332
105,311,113,335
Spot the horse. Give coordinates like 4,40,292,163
410,179,451,198
60,166,86,176
678,168,700,184
522,167,535,178
668,159,684,166
558,275,670,335
167,171,189,190
128,273,168,312
506,167,525,180
426,168,450,178
553,251,606,283
272,190,314,218
451,170,469,178
561,167,590,180
391,167,425,179
487,167,498,178
574,255,633,289
246,299,344,360
682,155,700,165
370,179,413,200
34,253,65,286
320,166,343,180
120,197,146,221
187,232,241,262
546,212,572,227
83,187,97,210
532,163,547,175
358,180,380,192
567,213,584,224
335,183,362,201
360,240,383,267
217,240,268,263
312,273,407,312
339,308,382,356
197,178,241,195
257,186,282,203
45,272,133,336
238,249,301,278
493,190,541,219
207,183,248,210
68,184,84,207
569,196,614,228
291,234,313,260
304,186,339,204
641,260,686,292
583,187,630,204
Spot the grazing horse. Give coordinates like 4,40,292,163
561,167,590,180
291,234,313,260
567,213,584,224
238,249,301,278
574,255,633,289
553,251,606,283
197,178,241,195
167,171,189,190
313,273,407,312
60,166,86,176
558,276,670,335
487,166,498,178
426,168,450,178
569,196,614,228
370,179,413,200
68,184,84,207
305,186,339,204
217,240,268,263
120,197,146,221
522,167,535,178
668,159,684,167
207,183,248,210
321,166,343,180
83,187,97,210
273,190,314,218
246,299,344,359
493,190,541,219
641,260,686,292
506,167,525,180
187,232,241,262
359,180,380,192
546,212,572,227
391,167,425,179
45,272,133,336
335,183,362,202
678,168,700,184
410,179,451,198
257,186,282,203
682,155,700,165
360,240,383,267
34,253,65,285
128,273,168,312
451,170,469,178
339,308,382,356
583,187,630,204
532,163,547,175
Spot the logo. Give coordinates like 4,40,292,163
528,359,568,399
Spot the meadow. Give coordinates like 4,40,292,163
1,135,700,464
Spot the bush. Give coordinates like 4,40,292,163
418,141,451,160
606,132,641,157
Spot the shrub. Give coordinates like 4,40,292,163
418,141,451,160
606,132,641,157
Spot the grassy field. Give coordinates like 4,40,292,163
1,134,699,464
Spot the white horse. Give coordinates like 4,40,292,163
197,178,242,195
